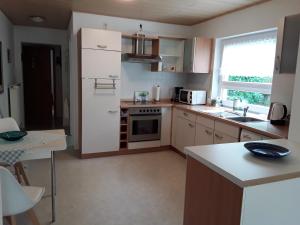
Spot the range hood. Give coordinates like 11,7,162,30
122,53,162,63
122,24,162,64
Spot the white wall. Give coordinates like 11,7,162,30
191,0,300,111
69,12,192,148
13,26,69,127
0,10,14,118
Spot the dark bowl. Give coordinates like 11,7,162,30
0,131,28,141
244,142,290,159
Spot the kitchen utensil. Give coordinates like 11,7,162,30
269,102,287,125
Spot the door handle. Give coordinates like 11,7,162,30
97,44,107,49
183,112,188,117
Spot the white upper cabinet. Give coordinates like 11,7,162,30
81,49,121,78
81,28,122,52
274,13,300,74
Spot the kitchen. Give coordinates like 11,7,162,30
1,1,300,225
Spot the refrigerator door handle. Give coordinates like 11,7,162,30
108,110,119,113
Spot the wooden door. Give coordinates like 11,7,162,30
195,123,214,145
22,45,53,129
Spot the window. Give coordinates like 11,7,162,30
218,30,277,114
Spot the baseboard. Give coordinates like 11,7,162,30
170,146,187,158
80,145,172,159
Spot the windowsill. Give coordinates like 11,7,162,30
220,106,268,120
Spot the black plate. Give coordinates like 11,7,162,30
244,142,290,158
0,131,28,141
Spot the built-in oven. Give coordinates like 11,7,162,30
128,107,161,142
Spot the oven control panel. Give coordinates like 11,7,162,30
129,107,161,115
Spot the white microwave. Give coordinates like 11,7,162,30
179,89,207,105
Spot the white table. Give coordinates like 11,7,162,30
0,129,67,224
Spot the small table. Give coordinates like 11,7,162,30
0,129,67,223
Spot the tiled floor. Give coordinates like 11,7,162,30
12,150,186,225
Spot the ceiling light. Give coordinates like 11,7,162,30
29,16,45,23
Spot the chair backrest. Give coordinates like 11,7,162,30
0,117,20,133
0,166,35,216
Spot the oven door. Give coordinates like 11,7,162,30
129,114,161,142
179,90,190,104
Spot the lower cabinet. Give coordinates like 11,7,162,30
195,123,214,145
240,129,271,142
175,116,196,152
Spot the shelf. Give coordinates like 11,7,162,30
160,54,182,57
121,131,127,134
120,140,128,143
121,123,128,126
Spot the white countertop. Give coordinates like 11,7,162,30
185,139,300,187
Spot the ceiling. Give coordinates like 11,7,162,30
0,0,270,29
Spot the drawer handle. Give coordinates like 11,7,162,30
242,135,252,140
205,130,213,136
188,123,194,128
183,112,188,117
215,133,223,139
97,44,108,49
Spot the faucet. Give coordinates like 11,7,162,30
243,106,249,117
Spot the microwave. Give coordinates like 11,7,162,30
179,89,207,105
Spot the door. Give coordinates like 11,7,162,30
195,123,214,145
81,78,120,153
176,117,196,152
22,45,53,129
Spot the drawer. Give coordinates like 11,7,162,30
240,129,262,142
215,121,240,139
196,115,214,129
178,109,196,122
214,131,239,144
81,28,121,51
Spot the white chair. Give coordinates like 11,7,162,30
0,117,20,133
1,166,45,225
0,117,30,185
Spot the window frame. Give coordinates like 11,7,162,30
216,29,277,114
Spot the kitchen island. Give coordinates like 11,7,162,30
184,139,300,225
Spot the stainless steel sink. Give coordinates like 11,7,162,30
226,117,264,123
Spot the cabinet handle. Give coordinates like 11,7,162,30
108,110,118,113
215,133,223,139
242,135,252,140
188,123,194,128
205,129,213,136
108,75,119,79
183,112,188,117
275,55,280,72
97,44,108,49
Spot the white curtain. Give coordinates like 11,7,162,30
220,30,277,78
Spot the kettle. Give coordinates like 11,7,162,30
269,103,287,125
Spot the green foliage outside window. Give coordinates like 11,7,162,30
226,75,272,106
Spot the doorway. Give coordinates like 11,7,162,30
22,44,63,130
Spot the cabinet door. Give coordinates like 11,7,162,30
81,28,121,51
195,123,214,145
193,37,212,73
214,131,238,144
81,78,120,154
176,117,196,152
240,129,262,142
161,107,172,146
172,108,179,148
274,14,300,74
81,49,121,78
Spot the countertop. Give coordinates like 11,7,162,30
185,139,300,187
120,100,289,139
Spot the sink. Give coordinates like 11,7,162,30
226,117,264,123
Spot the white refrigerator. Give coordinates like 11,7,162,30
80,28,122,154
